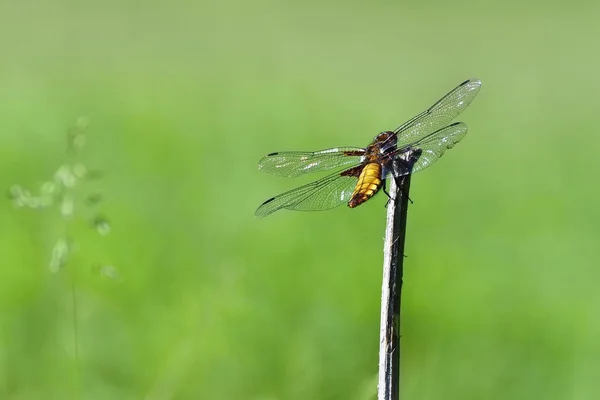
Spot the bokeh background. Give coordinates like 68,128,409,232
1,0,599,399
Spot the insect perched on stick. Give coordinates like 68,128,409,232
254,79,481,217
254,79,482,218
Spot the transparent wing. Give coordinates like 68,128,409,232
393,79,481,148
254,170,360,218
258,147,364,178
390,122,468,177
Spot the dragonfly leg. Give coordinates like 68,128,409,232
382,179,393,208
383,177,415,206
393,176,414,204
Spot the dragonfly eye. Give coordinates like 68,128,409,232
374,131,394,141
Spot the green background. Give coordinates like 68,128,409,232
1,0,599,399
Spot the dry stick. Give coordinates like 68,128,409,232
377,174,412,400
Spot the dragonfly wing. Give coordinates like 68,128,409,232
254,169,361,218
394,79,481,148
389,122,468,177
258,147,364,177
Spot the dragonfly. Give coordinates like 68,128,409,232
255,78,482,218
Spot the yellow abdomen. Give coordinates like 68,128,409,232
348,163,382,208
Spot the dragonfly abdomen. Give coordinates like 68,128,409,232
348,162,382,208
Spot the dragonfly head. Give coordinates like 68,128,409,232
374,131,398,154
374,131,397,143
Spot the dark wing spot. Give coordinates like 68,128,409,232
408,148,423,165
343,150,365,156
261,197,276,205
340,165,364,177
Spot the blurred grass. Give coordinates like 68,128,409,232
1,0,599,399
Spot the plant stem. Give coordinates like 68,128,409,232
70,263,81,398
377,174,412,400
66,129,81,398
